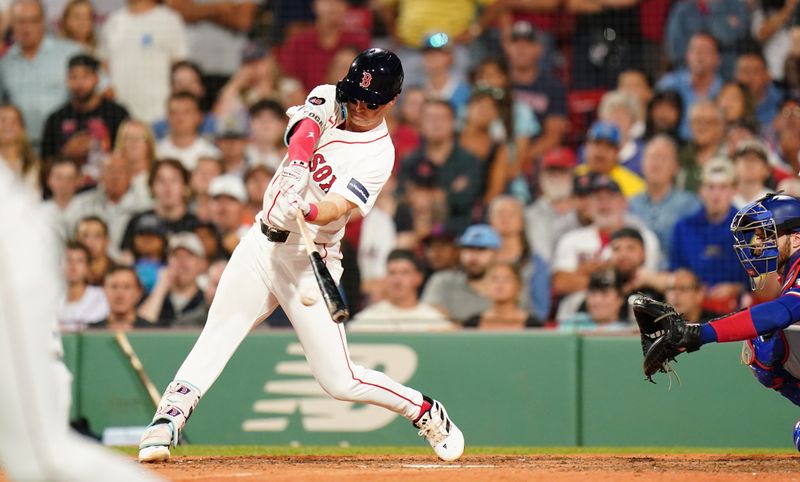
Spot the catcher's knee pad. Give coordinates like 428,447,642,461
744,333,790,389
153,380,201,437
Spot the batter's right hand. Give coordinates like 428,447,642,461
277,187,311,219
279,159,310,193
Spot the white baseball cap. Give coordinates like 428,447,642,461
208,174,247,203
168,231,205,258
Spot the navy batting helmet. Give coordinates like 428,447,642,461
731,192,800,288
336,48,403,107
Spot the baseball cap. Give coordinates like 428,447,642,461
241,42,269,63
588,269,620,291
510,21,538,42
387,249,422,271
132,213,166,237
209,175,248,203
589,174,622,194
216,113,249,139
587,121,621,147
168,232,205,258
733,139,769,164
409,159,438,188
458,224,501,250
573,173,595,196
422,32,451,51
701,157,736,185
421,225,456,245
542,147,577,170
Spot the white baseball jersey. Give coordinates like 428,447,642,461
260,85,395,245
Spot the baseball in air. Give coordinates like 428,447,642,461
301,285,319,306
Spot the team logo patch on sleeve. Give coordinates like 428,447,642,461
308,97,325,105
347,178,369,203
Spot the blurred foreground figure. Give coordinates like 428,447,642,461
0,162,161,481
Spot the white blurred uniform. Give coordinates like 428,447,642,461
0,163,162,481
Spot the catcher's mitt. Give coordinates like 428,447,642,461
631,295,702,382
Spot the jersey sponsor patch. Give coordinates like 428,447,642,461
347,178,369,203
308,96,325,105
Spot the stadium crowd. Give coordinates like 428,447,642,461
4,0,800,333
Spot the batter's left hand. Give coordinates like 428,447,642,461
277,187,310,219
279,159,310,193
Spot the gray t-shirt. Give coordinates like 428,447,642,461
186,0,260,75
421,269,491,324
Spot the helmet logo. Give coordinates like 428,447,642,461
360,71,372,88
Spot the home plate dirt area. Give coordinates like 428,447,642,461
135,454,800,482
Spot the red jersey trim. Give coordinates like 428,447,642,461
315,131,389,151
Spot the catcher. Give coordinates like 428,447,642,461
634,192,800,450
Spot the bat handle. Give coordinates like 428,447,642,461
295,210,317,256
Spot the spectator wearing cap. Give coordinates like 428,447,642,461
156,92,221,170
245,99,288,172
670,157,748,313
733,139,773,208
421,224,502,324
524,147,577,261
657,32,723,141
189,155,224,222
552,174,661,321
560,269,631,332
548,172,597,249
208,174,250,256
152,61,217,140
421,33,471,113
735,52,783,131
100,0,188,123
505,20,568,164
575,121,646,198
280,0,370,92
92,265,152,331
138,231,209,327
58,241,109,332
0,0,82,147
677,100,727,192
398,100,482,235
215,113,250,177
629,135,701,259
121,159,200,256
41,53,130,163
464,261,543,330
166,0,259,89
489,195,550,321
350,249,455,332
65,153,153,260
130,212,168,294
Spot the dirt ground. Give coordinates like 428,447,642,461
135,454,800,482
3,453,800,481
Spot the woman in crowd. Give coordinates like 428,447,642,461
114,119,157,202
58,241,108,332
464,262,540,330
716,81,758,131
0,103,41,193
644,90,683,143
59,0,97,53
597,90,645,176
75,215,114,285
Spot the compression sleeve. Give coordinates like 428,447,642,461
286,118,321,163
701,291,800,344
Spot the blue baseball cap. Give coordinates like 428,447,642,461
458,224,501,250
587,121,621,147
422,32,451,51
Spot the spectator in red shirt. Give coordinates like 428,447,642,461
280,0,370,92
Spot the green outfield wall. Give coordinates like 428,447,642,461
62,331,799,447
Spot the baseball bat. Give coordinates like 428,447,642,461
295,210,350,323
113,330,161,408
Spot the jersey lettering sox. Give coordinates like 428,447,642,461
260,84,394,245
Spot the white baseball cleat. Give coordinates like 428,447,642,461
138,421,174,463
414,396,465,462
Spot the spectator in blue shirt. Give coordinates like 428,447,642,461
670,157,748,312
0,0,82,148
630,135,701,259
657,32,723,140
734,52,784,132
665,0,750,80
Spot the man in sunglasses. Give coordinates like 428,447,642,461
138,48,465,464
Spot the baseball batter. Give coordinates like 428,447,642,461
0,162,161,481
138,48,464,463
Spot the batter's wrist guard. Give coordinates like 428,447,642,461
152,380,201,445
304,203,319,221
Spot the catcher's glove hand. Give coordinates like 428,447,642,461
631,295,702,382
